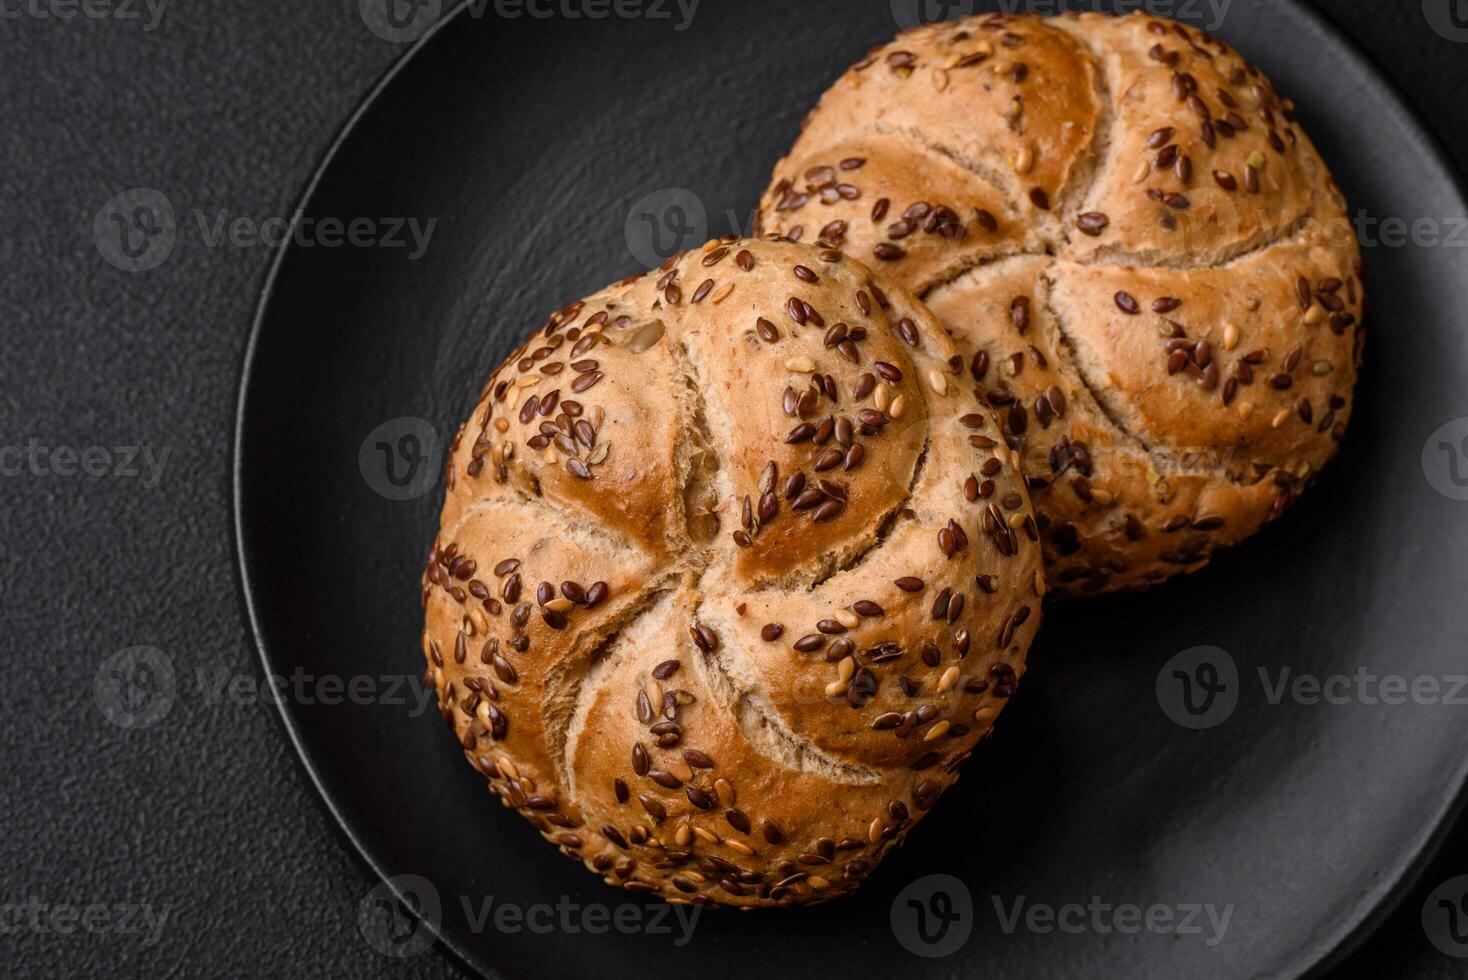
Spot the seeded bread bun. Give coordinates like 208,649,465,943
420,237,1043,907
757,11,1364,596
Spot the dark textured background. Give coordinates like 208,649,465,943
2,1,1464,976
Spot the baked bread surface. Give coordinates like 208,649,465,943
423,238,1043,906
758,11,1364,595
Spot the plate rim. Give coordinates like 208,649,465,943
228,2,1468,977
230,4,497,977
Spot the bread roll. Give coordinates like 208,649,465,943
758,11,1364,596
422,238,1043,906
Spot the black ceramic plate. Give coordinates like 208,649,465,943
234,1,1468,977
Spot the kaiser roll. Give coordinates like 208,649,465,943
421,237,1044,906
757,11,1364,596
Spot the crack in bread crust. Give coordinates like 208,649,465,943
1050,19,1116,236
554,583,679,806
864,122,1022,209
439,480,644,560
1063,203,1316,270
671,339,726,556
687,604,883,785
806,437,930,591
918,245,1054,296
1035,278,1230,482
739,434,932,595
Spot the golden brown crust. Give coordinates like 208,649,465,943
422,238,1043,907
757,11,1364,596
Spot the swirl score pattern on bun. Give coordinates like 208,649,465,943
758,11,1364,596
421,238,1043,907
